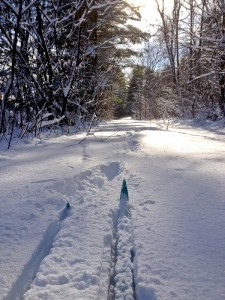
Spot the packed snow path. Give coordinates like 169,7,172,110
1,118,225,300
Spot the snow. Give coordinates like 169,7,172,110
113,180,135,300
1,117,225,300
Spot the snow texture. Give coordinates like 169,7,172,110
1,117,225,300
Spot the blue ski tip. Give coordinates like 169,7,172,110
121,179,129,198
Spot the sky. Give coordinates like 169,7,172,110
128,0,159,30
129,0,173,30
133,0,160,25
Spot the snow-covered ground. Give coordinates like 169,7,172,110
1,118,225,300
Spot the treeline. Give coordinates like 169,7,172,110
0,0,145,146
127,0,225,121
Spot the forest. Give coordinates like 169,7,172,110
0,0,225,147
127,0,225,122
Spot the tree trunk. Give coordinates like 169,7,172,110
0,0,23,134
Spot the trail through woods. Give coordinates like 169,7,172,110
0,118,225,300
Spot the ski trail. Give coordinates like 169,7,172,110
107,210,118,300
108,180,136,300
22,162,124,300
95,211,117,300
4,205,71,300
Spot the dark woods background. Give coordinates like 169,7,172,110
0,0,144,146
0,0,225,147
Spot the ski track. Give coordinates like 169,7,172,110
2,126,155,300
4,207,71,300
20,162,124,300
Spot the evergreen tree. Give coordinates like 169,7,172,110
127,66,144,116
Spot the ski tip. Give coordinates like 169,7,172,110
66,202,71,209
121,179,129,198
60,202,71,221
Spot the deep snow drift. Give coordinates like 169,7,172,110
0,118,225,300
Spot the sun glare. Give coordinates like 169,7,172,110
129,0,174,29
128,0,160,29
